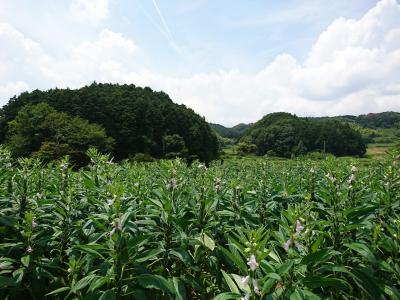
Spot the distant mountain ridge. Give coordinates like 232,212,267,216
211,111,400,139
209,123,251,139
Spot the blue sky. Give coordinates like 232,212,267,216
1,0,399,125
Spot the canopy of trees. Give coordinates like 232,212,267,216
240,112,366,157
209,123,251,140
6,103,114,165
0,83,219,162
356,112,400,129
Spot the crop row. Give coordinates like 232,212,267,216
0,147,399,299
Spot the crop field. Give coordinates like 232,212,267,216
0,147,399,300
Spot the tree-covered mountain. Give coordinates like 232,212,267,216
311,112,400,129
209,123,250,139
0,83,218,162
239,112,366,157
355,112,400,128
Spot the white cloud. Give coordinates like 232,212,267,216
0,25,138,94
70,0,110,23
1,0,400,126
0,81,29,101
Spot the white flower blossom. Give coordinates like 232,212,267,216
295,241,303,251
325,173,336,183
27,246,33,253
241,294,250,300
247,254,258,271
167,178,177,190
348,174,356,184
296,220,304,233
31,220,38,228
283,239,291,251
241,275,250,289
253,279,261,295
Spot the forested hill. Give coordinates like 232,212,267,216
239,112,366,157
209,123,250,139
312,111,400,129
212,112,400,139
0,83,218,162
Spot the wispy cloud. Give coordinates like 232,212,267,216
151,0,182,55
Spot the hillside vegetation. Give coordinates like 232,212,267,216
238,113,366,157
209,123,250,140
0,83,218,164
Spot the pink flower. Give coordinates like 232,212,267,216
247,255,258,271
241,276,250,288
294,241,303,251
296,220,304,233
283,239,292,251
253,279,261,295
348,174,356,184
167,178,177,190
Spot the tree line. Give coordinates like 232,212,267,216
0,83,219,165
238,112,366,157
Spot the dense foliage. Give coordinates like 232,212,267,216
356,112,400,129
0,83,218,162
6,103,114,165
209,123,251,140
240,113,366,157
0,147,399,299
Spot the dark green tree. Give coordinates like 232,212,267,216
6,103,114,165
163,134,188,158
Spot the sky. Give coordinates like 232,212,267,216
0,0,399,126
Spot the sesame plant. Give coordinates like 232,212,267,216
0,146,399,299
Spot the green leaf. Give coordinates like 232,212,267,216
71,275,96,294
262,278,277,294
173,277,187,300
311,235,324,252
88,276,110,292
221,270,240,294
135,248,164,263
170,249,192,266
344,243,376,265
300,249,334,266
74,244,106,259
277,260,293,276
45,287,70,296
99,290,116,300
137,274,175,295
198,233,215,251
302,276,351,291
290,289,321,300
21,255,30,267
219,246,247,274
213,292,242,300
266,273,282,281
350,268,382,299
0,275,17,288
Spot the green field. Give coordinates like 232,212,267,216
0,147,399,299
